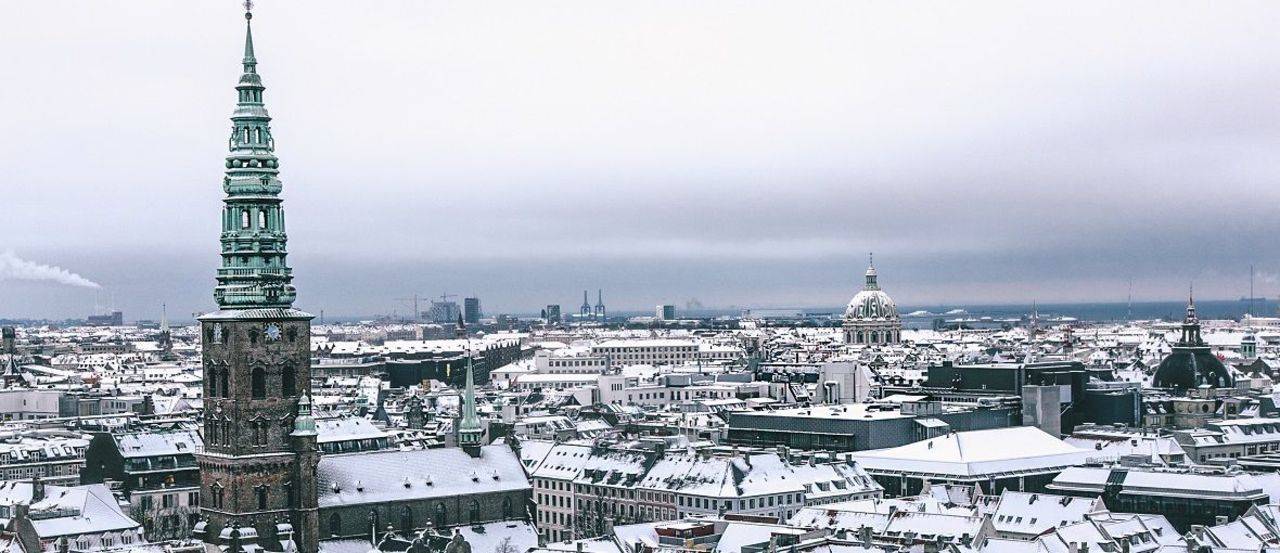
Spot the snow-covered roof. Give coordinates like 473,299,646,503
851,427,1093,478
989,491,1104,536
1050,466,1268,500
114,429,201,459
316,444,529,508
28,483,141,538
316,416,387,444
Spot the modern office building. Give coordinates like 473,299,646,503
464,297,482,325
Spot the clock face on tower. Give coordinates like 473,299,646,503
265,323,282,341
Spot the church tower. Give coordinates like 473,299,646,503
457,355,485,457
194,4,319,552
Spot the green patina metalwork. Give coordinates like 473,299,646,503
213,10,296,309
458,354,484,448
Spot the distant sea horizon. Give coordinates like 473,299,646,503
6,298,1273,326
612,298,1278,325
320,298,1280,325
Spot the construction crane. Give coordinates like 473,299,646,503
394,294,431,322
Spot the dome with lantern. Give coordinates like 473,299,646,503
1151,295,1233,390
843,256,902,346
845,265,899,320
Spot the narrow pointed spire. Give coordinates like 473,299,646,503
463,356,478,423
1186,284,1197,323
1180,283,1203,345
458,333,483,454
215,1,295,309
241,1,257,72
243,25,254,66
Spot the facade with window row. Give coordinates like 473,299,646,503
525,442,881,542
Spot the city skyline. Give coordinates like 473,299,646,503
4,1,1280,319
4,4,1280,553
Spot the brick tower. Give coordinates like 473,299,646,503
193,3,319,552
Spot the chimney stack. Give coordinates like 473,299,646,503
31,476,44,502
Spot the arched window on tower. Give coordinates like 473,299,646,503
241,210,251,229
251,367,266,399
256,486,268,510
259,209,268,229
282,364,296,397
207,367,219,398
219,369,230,399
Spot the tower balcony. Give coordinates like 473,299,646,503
214,281,297,309
217,267,292,279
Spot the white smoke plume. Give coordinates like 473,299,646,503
0,250,101,289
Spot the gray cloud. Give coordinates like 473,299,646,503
2,1,1279,319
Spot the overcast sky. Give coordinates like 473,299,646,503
3,1,1279,320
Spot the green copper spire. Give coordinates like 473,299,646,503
458,345,483,451
242,10,256,67
214,2,296,309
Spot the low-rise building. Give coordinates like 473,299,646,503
2,480,148,552
0,435,89,486
1047,465,1269,531
80,429,201,541
727,401,1018,452
850,427,1094,496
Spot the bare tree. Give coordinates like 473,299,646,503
494,536,517,553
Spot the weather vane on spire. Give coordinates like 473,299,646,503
243,0,254,19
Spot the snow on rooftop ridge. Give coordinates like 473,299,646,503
851,427,1093,478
